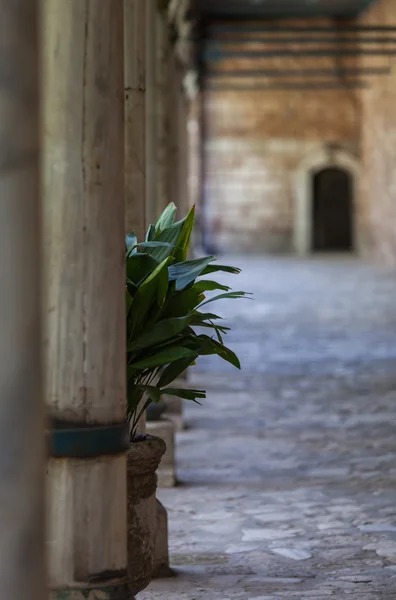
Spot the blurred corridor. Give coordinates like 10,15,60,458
3,1,396,598
141,256,396,599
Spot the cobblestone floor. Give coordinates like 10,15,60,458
139,256,396,600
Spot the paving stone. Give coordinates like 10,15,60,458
359,524,396,533
271,548,312,561
242,529,302,542
364,541,396,559
340,575,373,582
254,513,300,524
225,544,259,554
247,597,279,600
138,257,396,600
247,577,303,584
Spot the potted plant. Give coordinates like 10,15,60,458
125,203,249,594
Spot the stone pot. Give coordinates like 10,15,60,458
127,435,166,595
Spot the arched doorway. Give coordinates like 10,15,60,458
312,167,353,252
294,148,360,256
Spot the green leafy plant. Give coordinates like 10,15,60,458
126,203,250,439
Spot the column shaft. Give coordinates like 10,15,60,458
42,1,129,595
0,2,45,598
146,0,159,225
156,10,172,213
124,0,147,241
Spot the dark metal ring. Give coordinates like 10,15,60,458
50,420,130,458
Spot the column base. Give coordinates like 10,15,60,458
50,580,134,600
153,500,175,579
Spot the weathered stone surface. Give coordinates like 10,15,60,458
139,257,396,600
152,499,173,579
359,524,396,534
147,420,177,488
127,436,166,595
359,0,396,266
271,548,312,561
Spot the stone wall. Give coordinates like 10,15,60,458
359,0,396,266
203,20,361,254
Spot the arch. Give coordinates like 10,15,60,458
294,147,360,256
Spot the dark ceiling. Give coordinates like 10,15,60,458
195,0,377,19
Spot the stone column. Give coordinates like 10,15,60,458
176,69,189,218
0,2,46,599
124,0,148,436
125,0,147,242
185,73,202,215
42,2,130,597
168,53,180,209
162,61,192,431
156,9,172,213
167,55,190,220
146,0,158,225
147,55,186,478
199,85,210,253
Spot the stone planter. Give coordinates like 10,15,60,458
127,435,166,596
146,419,176,487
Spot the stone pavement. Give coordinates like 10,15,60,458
139,256,396,600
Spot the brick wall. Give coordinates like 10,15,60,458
203,20,361,253
359,0,396,266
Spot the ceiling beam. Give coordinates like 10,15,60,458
205,67,390,78
205,24,396,34
204,47,396,60
205,81,370,91
206,36,396,45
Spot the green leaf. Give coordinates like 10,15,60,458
163,287,205,318
190,312,223,323
129,347,197,370
194,280,231,293
194,335,241,369
196,321,230,333
129,315,194,352
147,207,195,263
161,388,206,404
126,279,138,298
126,289,133,316
198,291,250,308
202,264,241,276
169,256,215,291
126,253,160,286
128,258,170,338
157,356,197,387
146,224,156,242
136,241,177,250
212,342,241,369
155,202,177,233
126,381,145,416
172,205,195,262
125,206,248,428
146,226,184,262
137,385,162,404
140,257,169,300
189,320,230,339
213,326,224,345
